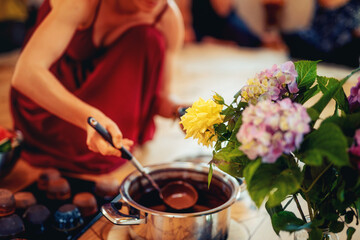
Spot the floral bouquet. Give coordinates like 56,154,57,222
180,61,360,239
0,126,22,178
0,127,20,152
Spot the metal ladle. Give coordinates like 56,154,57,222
87,117,198,210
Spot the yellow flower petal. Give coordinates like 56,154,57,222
180,98,224,147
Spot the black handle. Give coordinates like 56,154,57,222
178,107,188,118
87,117,133,160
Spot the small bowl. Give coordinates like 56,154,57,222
0,130,23,179
53,204,84,232
0,214,25,238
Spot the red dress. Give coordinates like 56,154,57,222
10,0,167,174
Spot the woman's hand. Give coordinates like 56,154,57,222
184,25,196,43
86,115,134,157
174,105,191,134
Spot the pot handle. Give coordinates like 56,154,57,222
101,201,146,225
235,177,246,201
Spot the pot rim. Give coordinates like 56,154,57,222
119,161,239,218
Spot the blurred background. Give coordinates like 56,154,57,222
0,2,359,239
1,0,359,64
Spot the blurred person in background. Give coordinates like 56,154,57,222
176,0,263,47
10,0,187,174
281,0,360,68
231,0,316,50
0,0,44,53
0,0,28,53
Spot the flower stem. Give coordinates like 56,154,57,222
224,103,237,111
303,164,333,193
293,194,307,222
305,193,314,220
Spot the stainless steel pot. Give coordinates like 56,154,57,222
102,161,240,240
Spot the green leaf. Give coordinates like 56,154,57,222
215,123,227,134
301,122,349,166
310,67,360,121
237,102,249,109
229,115,243,141
307,108,320,122
323,112,360,138
271,211,306,234
213,147,249,178
208,163,213,188
329,221,344,233
227,118,235,132
266,201,283,218
309,227,323,240
233,89,242,100
216,159,247,178
302,165,338,207
297,85,320,105
302,149,323,166
243,159,261,185
341,167,358,188
295,60,319,90
337,184,345,202
246,163,302,207
345,211,354,224
317,75,336,93
317,76,349,113
0,139,11,152
347,227,355,240
266,201,285,234
214,146,243,162
214,140,222,151
222,107,236,122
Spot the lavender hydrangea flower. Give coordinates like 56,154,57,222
348,77,360,113
237,99,311,163
240,61,299,104
350,130,360,155
349,129,360,169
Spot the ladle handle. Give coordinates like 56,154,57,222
178,107,188,118
87,117,132,160
87,117,163,195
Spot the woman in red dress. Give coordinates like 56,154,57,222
10,0,185,174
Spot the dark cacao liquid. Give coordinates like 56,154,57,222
131,178,229,213
163,191,195,210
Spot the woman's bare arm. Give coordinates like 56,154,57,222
11,0,129,156
156,0,186,119
175,0,196,42
12,0,100,129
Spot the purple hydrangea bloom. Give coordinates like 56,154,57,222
281,61,299,94
349,129,360,169
237,99,311,163
348,77,360,113
240,61,299,104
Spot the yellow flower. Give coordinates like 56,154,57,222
180,98,224,147
213,93,224,104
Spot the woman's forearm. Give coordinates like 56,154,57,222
11,0,104,130
210,0,233,17
12,62,103,130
